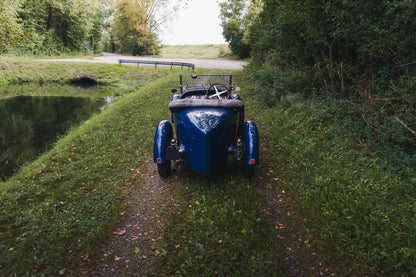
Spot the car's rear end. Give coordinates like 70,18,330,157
170,99,244,175
153,74,259,177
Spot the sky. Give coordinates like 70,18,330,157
159,0,227,45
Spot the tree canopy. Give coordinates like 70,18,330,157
0,0,24,52
219,0,262,58
1,0,107,55
109,0,173,55
1,0,188,55
248,0,416,101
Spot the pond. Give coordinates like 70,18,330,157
0,84,113,180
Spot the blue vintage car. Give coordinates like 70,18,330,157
153,74,259,177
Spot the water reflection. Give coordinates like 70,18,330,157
0,96,108,180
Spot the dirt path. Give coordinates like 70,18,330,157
39,53,247,70
84,156,182,276
55,58,331,275
78,158,331,276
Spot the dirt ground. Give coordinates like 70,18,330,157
87,156,180,276
72,156,333,277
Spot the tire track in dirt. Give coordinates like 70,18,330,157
87,156,182,276
78,158,332,276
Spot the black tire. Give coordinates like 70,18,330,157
157,162,171,178
243,164,255,178
157,123,173,178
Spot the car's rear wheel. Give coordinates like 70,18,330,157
157,162,171,178
154,120,173,178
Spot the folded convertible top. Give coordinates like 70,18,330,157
168,99,244,113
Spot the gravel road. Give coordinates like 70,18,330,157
41,52,247,70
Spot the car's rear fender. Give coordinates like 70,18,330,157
244,121,259,165
153,120,173,164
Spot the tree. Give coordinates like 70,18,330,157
15,0,107,54
248,0,416,100
219,0,262,58
111,0,160,55
0,0,23,52
111,0,185,55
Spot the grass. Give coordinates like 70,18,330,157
0,58,173,86
160,44,232,59
0,83,116,99
0,60,179,275
239,77,416,276
152,175,287,276
1,60,287,275
1,57,415,276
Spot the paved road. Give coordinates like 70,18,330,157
40,53,247,70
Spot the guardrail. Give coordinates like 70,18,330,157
118,59,195,70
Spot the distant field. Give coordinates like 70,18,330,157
160,44,232,59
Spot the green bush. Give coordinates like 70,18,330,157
248,0,416,101
246,64,311,106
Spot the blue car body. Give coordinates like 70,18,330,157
153,74,259,177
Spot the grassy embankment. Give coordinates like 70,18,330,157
0,59,287,275
1,55,415,276
0,59,176,275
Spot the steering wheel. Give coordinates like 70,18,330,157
206,83,229,99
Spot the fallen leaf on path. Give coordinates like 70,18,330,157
117,230,126,236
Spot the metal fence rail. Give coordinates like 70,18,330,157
118,59,195,70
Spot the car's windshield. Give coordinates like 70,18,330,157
180,75,232,93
